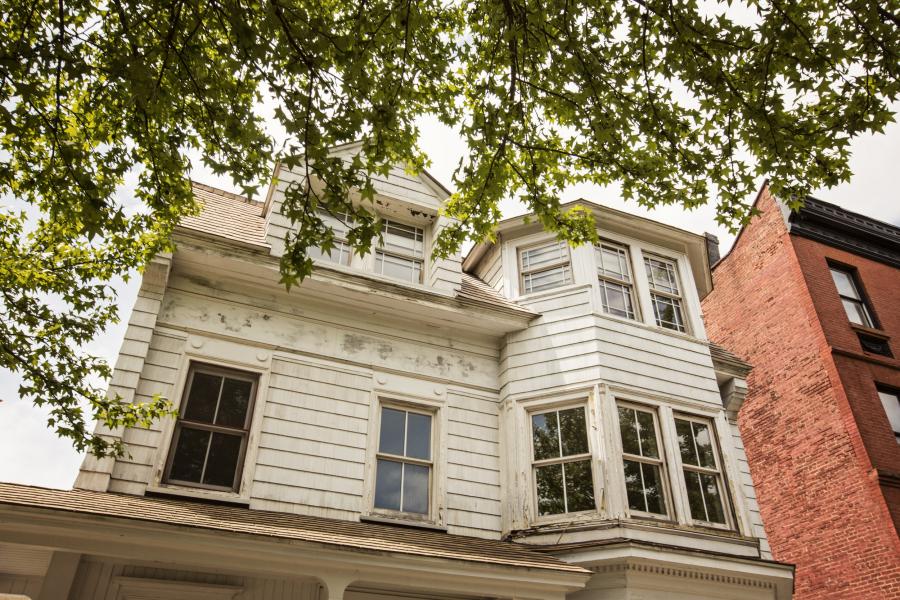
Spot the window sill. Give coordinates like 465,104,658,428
850,323,889,339
515,282,593,303
360,514,447,532
145,484,250,506
593,310,704,344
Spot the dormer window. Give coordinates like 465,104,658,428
519,241,572,294
644,255,687,333
376,219,425,284
308,209,353,266
596,242,637,320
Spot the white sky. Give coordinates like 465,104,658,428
2,114,898,490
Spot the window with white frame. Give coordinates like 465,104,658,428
373,405,433,515
530,406,595,516
375,219,425,284
164,364,257,492
674,416,729,525
308,208,354,266
878,387,900,443
617,404,668,517
830,266,875,327
596,241,638,320
644,254,687,332
519,240,573,295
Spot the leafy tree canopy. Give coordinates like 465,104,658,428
1,0,897,455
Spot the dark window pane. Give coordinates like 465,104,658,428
183,372,221,423
675,419,699,466
701,474,727,524
636,410,659,458
535,464,565,516
532,412,560,460
642,463,666,515
374,459,402,511
169,427,210,483
564,460,595,512
618,407,640,456
402,464,430,514
216,378,252,427
623,459,646,512
379,408,406,456
683,470,707,522
559,408,589,456
202,432,242,488
406,412,432,460
692,422,716,469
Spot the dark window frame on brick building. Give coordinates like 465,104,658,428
877,386,900,444
828,263,878,329
164,363,258,492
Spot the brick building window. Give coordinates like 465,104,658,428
596,242,637,320
165,364,257,491
830,266,875,327
530,406,595,516
878,388,900,443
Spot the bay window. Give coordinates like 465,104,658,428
674,416,729,525
519,241,573,294
308,209,353,266
530,406,595,516
596,242,637,320
644,254,687,332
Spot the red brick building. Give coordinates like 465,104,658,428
702,184,900,599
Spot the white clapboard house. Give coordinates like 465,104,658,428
0,143,793,600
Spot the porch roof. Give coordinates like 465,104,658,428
0,483,587,575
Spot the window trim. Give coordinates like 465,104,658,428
162,363,259,493
615,401,673,521
671,413,735,530
372,402,436,519
643,252,689,334
517,239,574,297
595,240,639,321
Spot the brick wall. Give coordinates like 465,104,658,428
701,186,900,599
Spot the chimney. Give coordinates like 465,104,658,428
704,232,721,266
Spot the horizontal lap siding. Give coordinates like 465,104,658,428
251,358,372,516
729,424,772,558
0,575,42,597
474,244,504,293
444,391,502,538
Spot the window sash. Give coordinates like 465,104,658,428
519,241,572,294
878,389,900,441
830,267,874,327
380,219,425,258
644,255,681,296
375,250,424,283
530,405,595,516
674,417,729,525
374,405,434,516
617,404,669,517
164,364,256,493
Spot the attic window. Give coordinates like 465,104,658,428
375,219,425,283
519,241,573,294
308,209,353,266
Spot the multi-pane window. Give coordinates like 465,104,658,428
674,417,728,525
618,405,668,516
878,388,900,443
830,266,874,327
374,406,433,515
644,255,686,332
308,209,353,266
375,219,425,284
519,241,573,294
596,242,637,320
165,364,257,491
530,406,595,516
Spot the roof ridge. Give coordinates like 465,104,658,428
191,180,263,207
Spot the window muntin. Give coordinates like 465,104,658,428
165,364,257,492
519,241,573,295
375,219,425,284
644,255,686,332
830,267,874,327
878,388,900,443
530,406,595,516
308,209,354,266
618,405,668,516
596,242,637,320
674,417,728,525
374,406,433,515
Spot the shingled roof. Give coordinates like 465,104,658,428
179,182,268,248
0,483,586,575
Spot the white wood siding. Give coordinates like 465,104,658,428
473,243,504,294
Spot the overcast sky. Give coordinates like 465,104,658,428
2,113,899,490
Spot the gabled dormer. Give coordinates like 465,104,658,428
261,142,462,295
